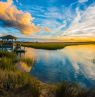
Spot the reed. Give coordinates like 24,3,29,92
0,51,40,97
0,51,95,97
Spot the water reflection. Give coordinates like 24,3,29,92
25,45,95,88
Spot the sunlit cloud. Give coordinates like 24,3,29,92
0,0,41,35
62,4,95,36
0,0,94,37
44,27,51,32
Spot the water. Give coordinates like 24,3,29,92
25,45,95,88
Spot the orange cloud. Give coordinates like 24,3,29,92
0,0,41,34
44,27,51,32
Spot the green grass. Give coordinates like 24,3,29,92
0,51,41,97
0,69,41,97
0,51,17,71
56,82,86,97
0,58,16,71
55,82,95,97
21,42,95,50
19,58,35,67
0,50,95,97
0,51,16,59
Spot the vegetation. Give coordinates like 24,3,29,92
0,50,95,97
56,82,86,97
21,42,95,50
0,58,16,71
56,82,95,97
0,51,41,97
19,57,35,67
0,51,16,59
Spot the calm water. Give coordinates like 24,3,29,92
25,45,95,88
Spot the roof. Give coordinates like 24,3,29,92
0,35,17,40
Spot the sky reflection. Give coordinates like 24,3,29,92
25,45,95,88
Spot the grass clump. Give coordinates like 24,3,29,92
0,51,41,97
0,58,16,71
0,69,41,97
0,51,16,59
19,58,35,67
1,50,95,97
55,82,95,97
0,51,17,71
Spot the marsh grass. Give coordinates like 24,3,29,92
0,58,16,71
0,51,17,71
56,82,87,97
19,58,35,67
0,51,16,59
0,69,41,97
21,42,95,50
55,82,95,97
0,51,95,97
0,51,41,97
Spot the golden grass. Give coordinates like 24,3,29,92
22,41,95,50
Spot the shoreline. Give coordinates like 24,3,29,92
21,41,95,50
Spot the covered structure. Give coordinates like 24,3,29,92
0,35,17,50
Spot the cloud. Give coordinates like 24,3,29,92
40,6,75,36
27,5,75,36
79,0,88,3
0,0,41,34
63,4,95,36
44,27,51,32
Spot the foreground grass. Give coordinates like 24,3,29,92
21,41,95,50
56,82,95,97
0,51,95,97
0,51,42,97
0,69,41,97
19,57,35,67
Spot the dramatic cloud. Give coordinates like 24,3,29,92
63,4,95,36
0,0,41,34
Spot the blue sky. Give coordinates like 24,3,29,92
0,0,95,37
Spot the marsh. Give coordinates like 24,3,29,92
24,44,95,88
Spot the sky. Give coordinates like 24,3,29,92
0,0,95,38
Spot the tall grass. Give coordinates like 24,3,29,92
56,82,86,97
0,69,41,97
0,51,16,59
21,42,95,50
0,51,41,97
19,57,35,67
55,82,95,97
0,51,95,97
0,58,16,71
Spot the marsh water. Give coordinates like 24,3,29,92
24,45,95,88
